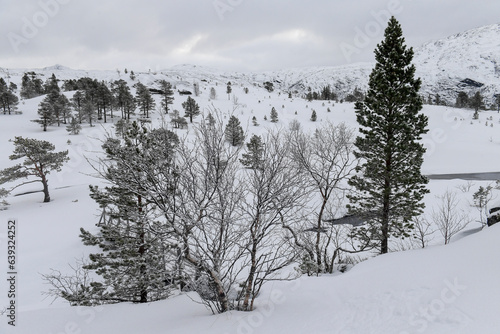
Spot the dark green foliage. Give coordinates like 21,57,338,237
470,91,483,112
159,80,174,114
95,81,114,122
224,115,244,146
44,73,60,95
270,107,278,123
226,82,232,100
112,80,135,119
33,95,57,131
0,77,19,114
264,81,274,93
20,72,44,99
240,134,264,169
182,96,200,123
310,109,317,122
0,137,69,202
347,17,429,254
344,87,365,103
135,82,155,118
66,117,82,135
455,91,469,108
82,123,179,303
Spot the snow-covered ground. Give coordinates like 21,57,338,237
0,56,500,334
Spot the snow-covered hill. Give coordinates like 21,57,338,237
414,23,500,105
2,23,499,105
1,22,500,334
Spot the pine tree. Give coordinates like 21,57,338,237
0,137,69,202
66,116,82,135
112,80,135,119
224,115,244,146
44,73,60,94
33,95,56,131
252,116,259,126
0,78,19,115
240,134,264,169
470,91,483,112
159,80,174,114
81,123,179,303
182,96,200,123
310,109,317,121
226,82,232,100
95,81,113,122
135,82,155,118
347,17,429,254
270,107,278,123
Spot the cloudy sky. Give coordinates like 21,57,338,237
1,0,499,72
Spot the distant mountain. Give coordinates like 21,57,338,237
414,23,500,105
261,23,500,105
2,23,499,105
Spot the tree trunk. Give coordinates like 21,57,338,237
41,176,50,202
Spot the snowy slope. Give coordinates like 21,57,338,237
1,23,500,334
414,23,500,105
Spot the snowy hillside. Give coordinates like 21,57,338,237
414,23,500,105
1,23,500,334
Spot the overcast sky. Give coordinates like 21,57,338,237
1,0,499,72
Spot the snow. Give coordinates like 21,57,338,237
1,23,500,334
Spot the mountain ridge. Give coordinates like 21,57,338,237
2,23,499,105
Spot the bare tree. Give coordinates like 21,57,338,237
432,190,471,244
288,122,358,274
238,129,310,311
411,215,435,248
174,112,249,313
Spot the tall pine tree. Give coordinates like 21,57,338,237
347,17,429,254
224,115,244,146
81,123,180,303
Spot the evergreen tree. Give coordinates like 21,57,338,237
310,109,317,122
0,137,69,202
347,17,429,254
112,80,135,119
470,91,483,112
82,96,97,127
81,123,179,303
240,134,264,169
455,91,469,108
159,80,174,114
270,107,278,123
44,73,60,94
54,93,71,125
95,81,114,122
224,115,244,146
71,90,85,123
20,72,44,99
182,96,200,123
0,78,19,115
33,95,56,131
66,116,82,135
226,82,232,100
252,115,259,126
135,82,155,118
